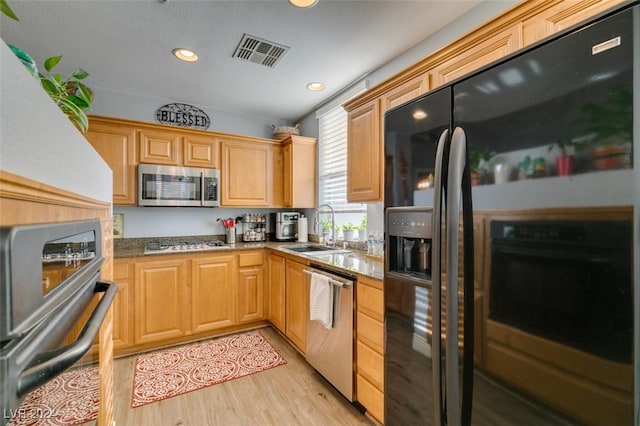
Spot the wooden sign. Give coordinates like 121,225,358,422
155,103,210,130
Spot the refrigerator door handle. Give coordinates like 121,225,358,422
444,127,474,426
431,128,449,426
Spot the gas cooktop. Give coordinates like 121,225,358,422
144,240,230,254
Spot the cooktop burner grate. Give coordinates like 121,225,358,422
144,240,230,254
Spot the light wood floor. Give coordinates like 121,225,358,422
102,326,373,426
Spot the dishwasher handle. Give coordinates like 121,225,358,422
303,268,353,288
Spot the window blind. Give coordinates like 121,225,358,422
318,105,365,213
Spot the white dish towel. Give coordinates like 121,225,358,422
309,272,333,329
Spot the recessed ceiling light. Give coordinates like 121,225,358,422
289,0,318,8
172,48,199,62
306,82,325,92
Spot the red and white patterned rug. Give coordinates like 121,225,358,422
131,330,287,408
7,366,98,426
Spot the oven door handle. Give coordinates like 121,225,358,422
17,280,117,397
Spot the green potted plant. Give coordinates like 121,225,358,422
575,87,632,170
3,1,94,133
342,223,357,241
319,219,336,242
468,145,492,185
357,216,367,242
39,55,93,132
547,138,588,176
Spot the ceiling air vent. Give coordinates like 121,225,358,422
232,34,290,68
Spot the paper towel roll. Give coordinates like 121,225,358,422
297,217,308,242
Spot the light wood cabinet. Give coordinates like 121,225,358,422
267,253,286,332
268,253,310,354
139,129,181,165
380,73,429,113
183,135,219,168
84,120,138,205
115,250,271,354
285,259,309,353
357,374,384,423
237,251,265,323
112,259,134,350
347,100,382,202
282,135,317,208
87,116,304,207
191,254,237,333
521,0,624,46
220,138,273,206
134,258,189,345
347,75,428,205
355,275,384,423
430,25,522,89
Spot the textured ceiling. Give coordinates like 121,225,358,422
1,0,482,122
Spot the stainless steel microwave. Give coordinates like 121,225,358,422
138,164,219,207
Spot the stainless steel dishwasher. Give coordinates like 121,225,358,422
304,264,355,401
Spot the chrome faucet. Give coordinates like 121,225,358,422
315,204,335,247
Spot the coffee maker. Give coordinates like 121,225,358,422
273,212,299,241
386,207,432,281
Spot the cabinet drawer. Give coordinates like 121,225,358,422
238,251,264,267
357,340,384,390
357,282,383,321
356,312,384,354
357,374,384,423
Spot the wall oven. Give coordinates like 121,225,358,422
138,164,220,207
0,220,116,424
489,219,632,363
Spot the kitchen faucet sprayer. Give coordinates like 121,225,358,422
315,204,335,247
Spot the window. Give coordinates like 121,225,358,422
317,102,366,240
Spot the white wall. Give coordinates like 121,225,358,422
91,86,288,140
0,39,112,203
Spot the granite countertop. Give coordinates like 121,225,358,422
114,237,383,281
269,243,384,281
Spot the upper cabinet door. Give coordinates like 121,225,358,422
220,139,272,206
85,122,138,205
381,74,429,113
522,0,625,46
429,25,522,89
282,136,317,208
347,99,382,202
183,135,219,168
139,129,181,165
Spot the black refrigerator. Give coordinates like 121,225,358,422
383,3,638,425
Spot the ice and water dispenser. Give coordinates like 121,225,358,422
386,207,432,281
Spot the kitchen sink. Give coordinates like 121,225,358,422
283,245,350,254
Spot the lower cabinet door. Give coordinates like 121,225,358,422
285,260,309,353
112,260,133,350
268,254,286,332
237,266,265,323
134,258,189,345
191,254,237,333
